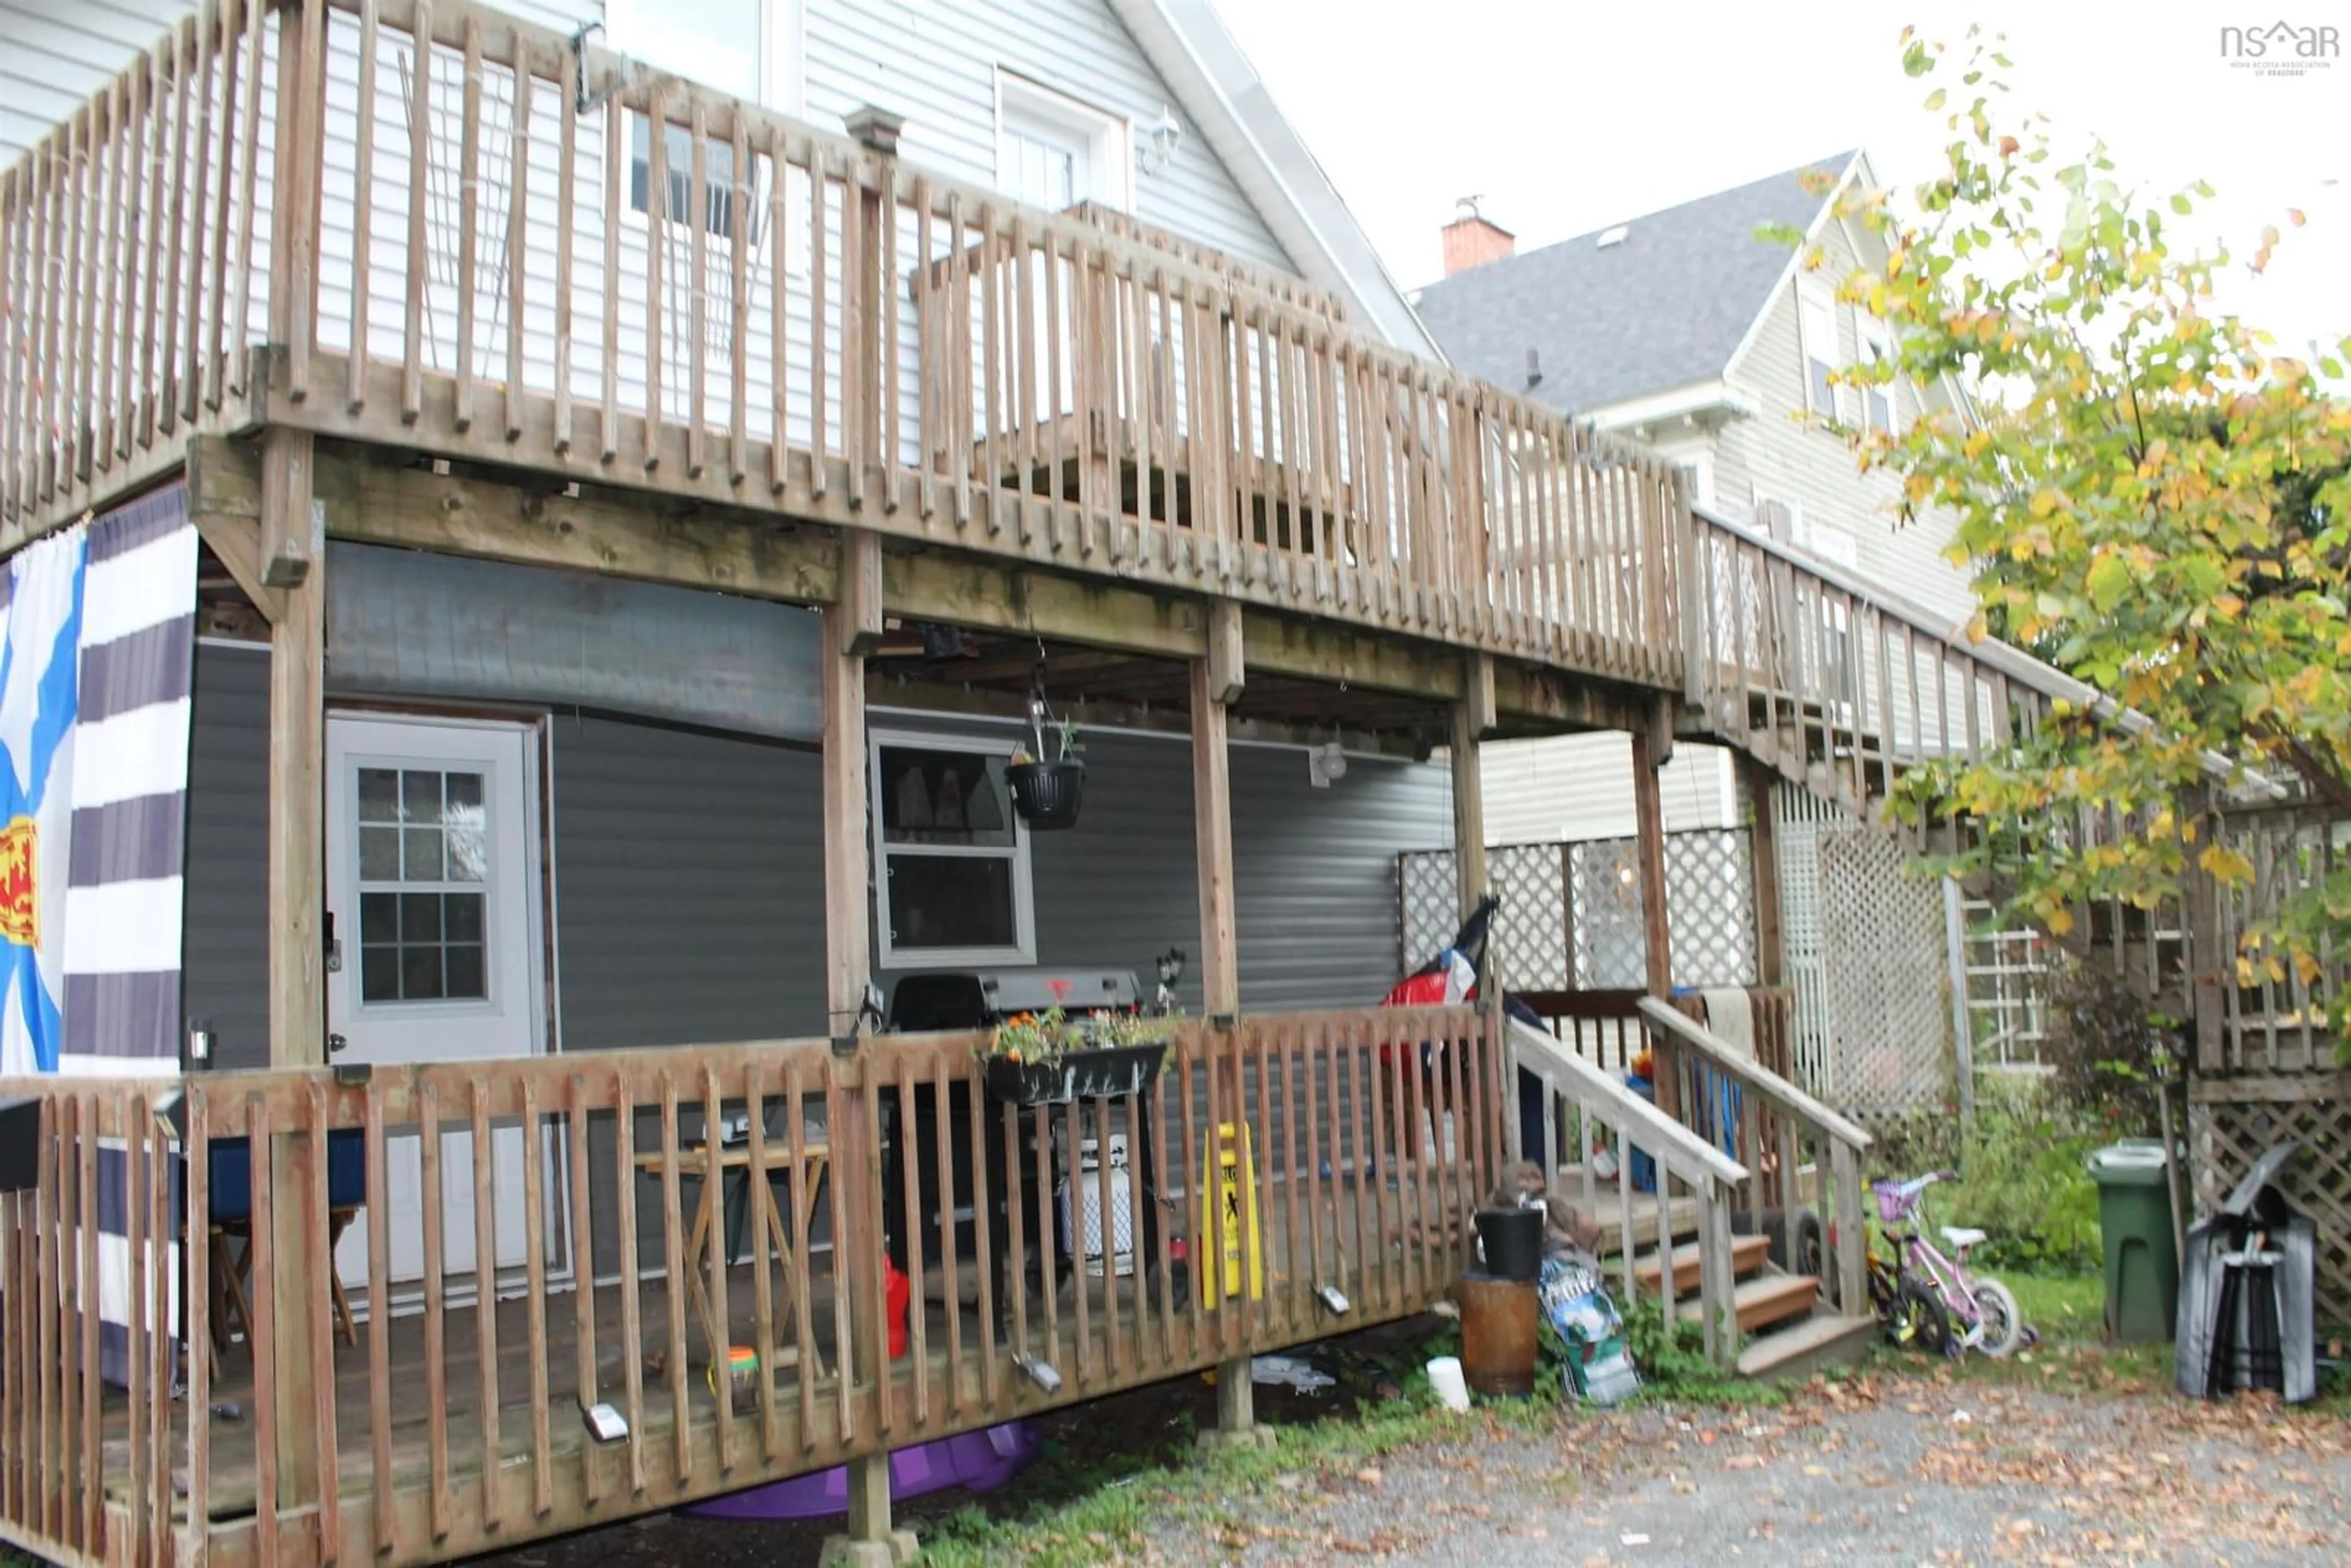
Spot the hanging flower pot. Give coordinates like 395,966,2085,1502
1008,756,1084,830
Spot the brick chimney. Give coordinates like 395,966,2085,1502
1441,198,1515,277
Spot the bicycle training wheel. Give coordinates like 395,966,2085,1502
1969,1277,2025,1359
1891,1275,1949,1357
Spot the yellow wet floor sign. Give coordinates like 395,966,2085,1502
1199,1122,1263,1304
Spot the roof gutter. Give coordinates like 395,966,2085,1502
1106,0,1447,362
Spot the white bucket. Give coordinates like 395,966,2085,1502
1427,1355,1471,1412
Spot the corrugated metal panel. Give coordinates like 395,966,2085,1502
182,644,272,1071
1479,733,1736,846
328,544,825,742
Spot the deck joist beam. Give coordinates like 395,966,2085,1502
186,433,1651,736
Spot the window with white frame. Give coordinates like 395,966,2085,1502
610,0,783,237
997,72,1133,213
1796,280,1839,418
1857,315,1897,432
870,732,1035,967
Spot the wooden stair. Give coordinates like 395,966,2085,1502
1679,1272,1821,1334
1635,1234,1770,1296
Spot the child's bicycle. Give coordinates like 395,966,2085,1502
1871,1171,2031,1359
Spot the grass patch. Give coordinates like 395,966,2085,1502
913,1394,1554,1566
2005,1271,2103,1340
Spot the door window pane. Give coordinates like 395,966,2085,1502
878,746,1016,847
355,764,495,1003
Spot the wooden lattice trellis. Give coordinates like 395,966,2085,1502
1816,825,1953,1118
1400,831,1755,995
2188,1082,2351,1328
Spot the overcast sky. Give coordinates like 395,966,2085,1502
1215,0,2351,356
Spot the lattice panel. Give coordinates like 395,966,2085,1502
2189,1091,2351,1329
1570,839,1647,988
1773,784,1837,1095
1665,830,1758,987
1396,844,1572,991
1404,832,1757,996
1817,825,1952,1117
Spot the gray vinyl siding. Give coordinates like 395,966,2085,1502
549,715,830,1049
182,643,272,1071
1714,220,1974,625
801,0,1292,271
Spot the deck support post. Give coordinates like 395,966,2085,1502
1190,653,1271,1454
818,549,916,1566
1742,757,1785,990
1631,707,1679,1121
263,423,331,1550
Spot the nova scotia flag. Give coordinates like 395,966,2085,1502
0,529,86,1077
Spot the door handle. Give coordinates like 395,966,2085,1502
324,909,342,973
328,1032,349,1055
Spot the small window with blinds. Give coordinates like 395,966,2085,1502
1797,280,1840,418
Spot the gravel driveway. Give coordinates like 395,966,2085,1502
1136,1364,2351,1567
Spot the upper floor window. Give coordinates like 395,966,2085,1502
870,732,1037,969
1796,280,1839,418
997,72,1133,213
1857,317,1897,432
610,0,783,238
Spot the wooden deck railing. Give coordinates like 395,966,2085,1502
0,1005,1502,1568
0,0,1690,689
1505,1017,1748,1365
1635,997,1873,1321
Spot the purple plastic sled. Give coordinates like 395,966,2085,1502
683,1420,1040,1521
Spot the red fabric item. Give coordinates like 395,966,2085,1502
886,1256,911,1359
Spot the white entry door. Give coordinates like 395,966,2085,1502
324,715,558,1307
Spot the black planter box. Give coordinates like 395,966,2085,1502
983,1042,1168,1106
1008,758,1084,830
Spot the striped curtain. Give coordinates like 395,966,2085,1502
0,483,196,1381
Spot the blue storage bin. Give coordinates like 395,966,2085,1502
208,1128,368,1221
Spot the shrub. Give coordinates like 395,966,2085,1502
1867,1077,2103,1274
2035,959,2180,1137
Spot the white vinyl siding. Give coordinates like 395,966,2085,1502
1479,735,1737,847
1713,217,1976,626
801,0,1289,269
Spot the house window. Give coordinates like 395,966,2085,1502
610,0,776,238
1797,280,1839,418
997,72,1132,212
870,732,1036,967
631,121,738,239
1858,317,1897,432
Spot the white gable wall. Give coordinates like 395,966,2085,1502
800,0,1291,271
1714,215,1976,626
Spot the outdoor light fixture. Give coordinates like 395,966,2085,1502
1013,1352,1063,1394
1316,1283,1352,1316
1144,105,1183,173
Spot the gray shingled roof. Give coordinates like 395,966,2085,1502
1411,154,1856,415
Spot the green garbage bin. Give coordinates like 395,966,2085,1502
2087,1139,2179,1343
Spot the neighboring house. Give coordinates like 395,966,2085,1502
1413,152,1980,850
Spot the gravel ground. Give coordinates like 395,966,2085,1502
1138,1367,2351,1567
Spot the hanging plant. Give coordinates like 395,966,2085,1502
1008,673,1085,830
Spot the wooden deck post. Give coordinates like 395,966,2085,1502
818,536,914,1565
1190,652,1272,1452
1631,705,1678,1120
262,426,331,1555
1742,757,1784,989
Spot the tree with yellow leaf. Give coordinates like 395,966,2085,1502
1793,28,2351,1044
